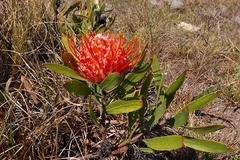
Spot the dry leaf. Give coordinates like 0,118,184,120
112,146,128,155
21,76,39,105
5,76,13,93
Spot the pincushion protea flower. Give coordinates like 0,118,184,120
61,32,144,83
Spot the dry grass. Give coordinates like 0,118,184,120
0,0,239,159
111,0,240,159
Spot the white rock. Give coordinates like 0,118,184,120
149,0,165,7
170,0,184,9
178,22,201,32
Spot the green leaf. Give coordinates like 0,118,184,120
124,90,140,98
139,73,153,130
63,2,81,17
151,54,162,90
143,135,184,151
100,73,120,92
88,103,100,128
184,137,235,153
72,14,82,25
45,63,86,81
169,92,218,128
86,0,92,15
185,125,225,134
146,89,166,129
92,84,102,105
192,87,219,101
114,61,152,98
165,71,186,107
140,73,153,98
137,44,148,66
81,21,91,34
187,92,218,112
106,99,143,114
170,107,189,128
127,90,141,130
138,148,154,153
78,14,88,20
145,54,166,130
64,80,92,96
99,3,106,14
62,35,74,57
128,111,135,131
61,24,67,33
89,8,94,27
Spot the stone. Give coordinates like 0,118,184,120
170,0,184,9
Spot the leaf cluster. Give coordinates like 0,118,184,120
46,52,234,155
62,0,115,36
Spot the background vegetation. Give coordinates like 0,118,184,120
0,0,239,159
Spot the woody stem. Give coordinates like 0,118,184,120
101,91,107,140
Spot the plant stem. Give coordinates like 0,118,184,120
100,91,107,140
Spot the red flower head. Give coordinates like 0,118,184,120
62,32,144,83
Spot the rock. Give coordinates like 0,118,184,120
149,0,165,7
177,22,201,32
170,0,184,9
148,0,184,9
